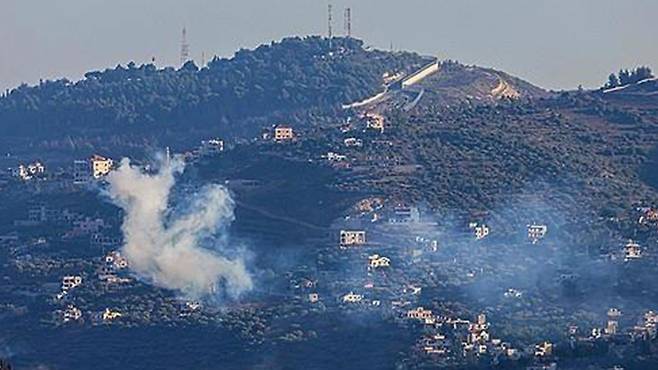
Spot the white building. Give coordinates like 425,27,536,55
74,154,113,183
606,308,622,335
63,305,82,322
200,138,224,156
365,112,385,132
102,308,122,321
274,125,294,141
407,307,433,321
344,137,363,147
105,250,129,269
470,223,489,240
342,292,363,303
324,152,347,162
91,155,113,179
340,230,366,246
368,254,391,269
504,288,522,298
624,240,642,260
62,275,82,291
534,342,553,357
528,224,548,244
13,161,45,180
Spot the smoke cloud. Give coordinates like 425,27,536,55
106,156,253,298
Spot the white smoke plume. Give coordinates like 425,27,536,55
106,156,253,298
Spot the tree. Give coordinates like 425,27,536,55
619,69,631,85
605,73,619,89
180,60,199,72
632,66,653,82
603,67,654,89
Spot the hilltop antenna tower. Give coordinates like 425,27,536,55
344,7,352,38
327,3,333,43
180,27,190,65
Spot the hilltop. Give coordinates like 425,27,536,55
0,37,424,144
388,60,548,109
0,36,547,162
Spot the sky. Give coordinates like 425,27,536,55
1,0,656,92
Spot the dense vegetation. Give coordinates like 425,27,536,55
604,66,654,89
0,37,426,138
293,89,658,217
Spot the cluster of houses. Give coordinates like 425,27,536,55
17,204,117,250
61,305,124,324
21,204,79,226
408,310,540,365
7,133,227,188
56,275,82,301
567,308,658,349
98,250,131,284
328,199,592,368
56,253,131,323
11,160,46,181
63,304,82,322
453,221,551,245
637,206,658,226
407,305,658,370
61,275,82,291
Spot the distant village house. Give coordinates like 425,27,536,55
61,275,82,291
340,230,366,246
368,254,391,269
274,125,294,141
407,307,433,321
527,224,548,244
74,154,113,183
342,292,363,303
12,161,45,181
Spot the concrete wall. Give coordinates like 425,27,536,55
402,60,439,88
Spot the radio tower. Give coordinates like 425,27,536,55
327,4,333,39
344,7,352,38
180,27,190,65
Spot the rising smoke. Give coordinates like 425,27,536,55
106,156,253,299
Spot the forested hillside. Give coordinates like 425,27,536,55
0,37,426,139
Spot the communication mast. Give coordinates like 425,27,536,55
327,3,333,48
344,7,352,38
180,27,190,65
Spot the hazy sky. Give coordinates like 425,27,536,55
1,0,656,91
